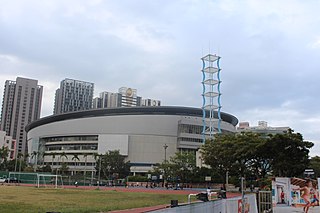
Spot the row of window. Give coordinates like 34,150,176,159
50,162,96,166
46,143,98,151
178,124,203,135
178,137,203,143
41,135,98,143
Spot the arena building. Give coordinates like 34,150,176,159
26,106,238,175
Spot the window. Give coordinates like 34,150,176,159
178,137,203,143
41,135,98,143
178,124,202,134
46,143,98,151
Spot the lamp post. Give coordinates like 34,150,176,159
163,144,168,162
163,144,168,188
98,155,102,189
241,177,245,213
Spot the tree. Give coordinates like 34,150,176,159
201,130,314,181
60,162,69,175
6,159,17,171
168,152,196,183
309,156,320,177
83,153,88,185
12,152,27,173
266,130,313,177
39,163,52,173
0,146,10,170
31,151,39,172
191,166,215,183
59,152,68,174
155,151,196,184
72,154,80,175
96,150,130,179
201,133,260,182
51,152,57,173
18,152,24,173
39,152,46,167
60,152,68,163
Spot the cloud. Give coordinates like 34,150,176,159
0,0,320,155
237,101,320,156
309,38,320,49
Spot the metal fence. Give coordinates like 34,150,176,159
258,191,272,213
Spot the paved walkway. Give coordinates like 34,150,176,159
274,206,320,213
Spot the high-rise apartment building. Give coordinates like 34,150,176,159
0,77,43,154
93,91,120,109
53,78,94,114
118,87,141,107
92,87,146,109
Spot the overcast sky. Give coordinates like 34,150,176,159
1,0,320,155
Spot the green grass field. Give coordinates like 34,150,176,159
0,186,189,213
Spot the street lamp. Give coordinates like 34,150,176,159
98,155,102,189
163,144,168,162
241,177,245,213
163,144,168,188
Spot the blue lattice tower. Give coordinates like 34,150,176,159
201,54,222,143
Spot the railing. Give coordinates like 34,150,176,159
258,191,273,213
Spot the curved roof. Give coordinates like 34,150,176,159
26,106,238,132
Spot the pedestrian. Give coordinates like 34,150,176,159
280,190,285,204
294,180,313,213
310,188,319,206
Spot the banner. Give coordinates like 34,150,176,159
272,177,319,207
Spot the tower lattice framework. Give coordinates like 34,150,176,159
201,54,222,143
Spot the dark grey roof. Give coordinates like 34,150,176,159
26,106,238,132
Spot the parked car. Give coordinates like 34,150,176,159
5,177,21,183
0,177,6,183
